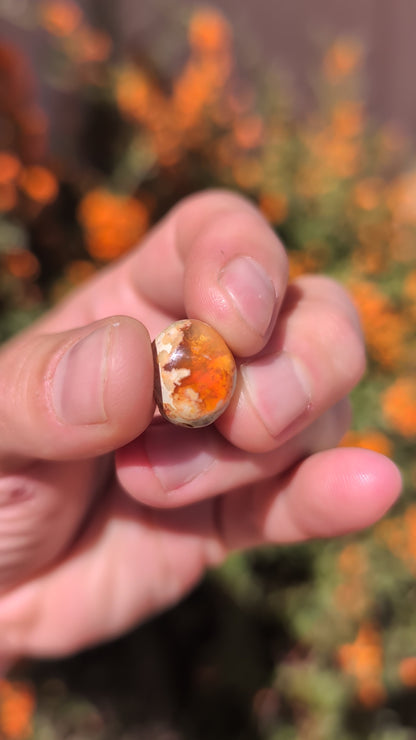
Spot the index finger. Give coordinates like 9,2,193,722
43,190,289,358
133,189,289,356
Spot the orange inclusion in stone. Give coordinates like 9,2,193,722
153,319,236,427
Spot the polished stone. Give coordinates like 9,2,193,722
153,319,236,427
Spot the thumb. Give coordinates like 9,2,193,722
0,316,155,465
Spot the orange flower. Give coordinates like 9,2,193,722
0,184,17,212
340,429,393,458
294,163,329,199
188,8,232,54
19,166,58,205
386,170,416,225
382,377,416,437
375,517,408,561
288,251,321,280
331,101,364,139
174,55,231,119
337,622,385,706
233,115,264,150
352,247,388,277
357,678,387,709
375,506,416,573
324,136,361,178
353,178,383,211
404,270,416,301
78,189,149,261
0,679,35,739
173,60,213,130
232,157,262,190
389,225,416,264
379,125,407,157
357,221,393,251
302,125,361,179
349,281,406,370
323,38,362,82
259,192,288,225
115,67,162,125
398,657,416,687
40,0,83,37
338,543,368,575
73,27,112,64
4,249,40,279
337,623,383,681
0,152,21,185
352,220,393,275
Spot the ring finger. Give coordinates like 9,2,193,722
116,398,351,508
216,273,366,452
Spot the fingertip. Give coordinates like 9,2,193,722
301,448,402,536
1,316,156,463
183,206,288,357
263,447,402,545
340,447,403,521
51,315,155,441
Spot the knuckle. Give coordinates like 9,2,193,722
303,399,352,453
299,302,366,391
296,275,363,335
0,476,40,589
0,465,89,593
321,306,366,386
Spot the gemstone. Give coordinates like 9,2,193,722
152,319,237,427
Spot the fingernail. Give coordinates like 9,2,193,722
52,324,112,425
241,351,312,437
144,424,216,492
219,256,276,336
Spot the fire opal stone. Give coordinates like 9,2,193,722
152,319,237,427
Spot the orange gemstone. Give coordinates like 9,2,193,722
153,319,236,427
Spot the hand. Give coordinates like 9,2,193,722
0,191,401,662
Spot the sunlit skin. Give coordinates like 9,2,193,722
0,191,401,666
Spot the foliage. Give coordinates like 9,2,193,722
0,1,415,738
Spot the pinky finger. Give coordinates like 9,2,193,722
215,448,402,551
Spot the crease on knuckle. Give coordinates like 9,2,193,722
0,477,46,591
307,304,366,389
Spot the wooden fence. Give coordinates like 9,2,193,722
2,0,416,137
117,0,416,138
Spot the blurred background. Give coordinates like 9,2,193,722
0,1,415,738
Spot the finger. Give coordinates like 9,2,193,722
116,399,351,508
39,190,289,358
0,400,347,600
0,316,154,464
0,449,401,659
214,448,402,551
215,274,366,452
0,482,220,658
178,191,288,355
0,457,109,591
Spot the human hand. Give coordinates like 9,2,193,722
0,191,401,662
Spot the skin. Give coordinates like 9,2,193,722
0,190,401,666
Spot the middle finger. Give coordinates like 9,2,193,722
216,273,366,452
116,398,351,508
